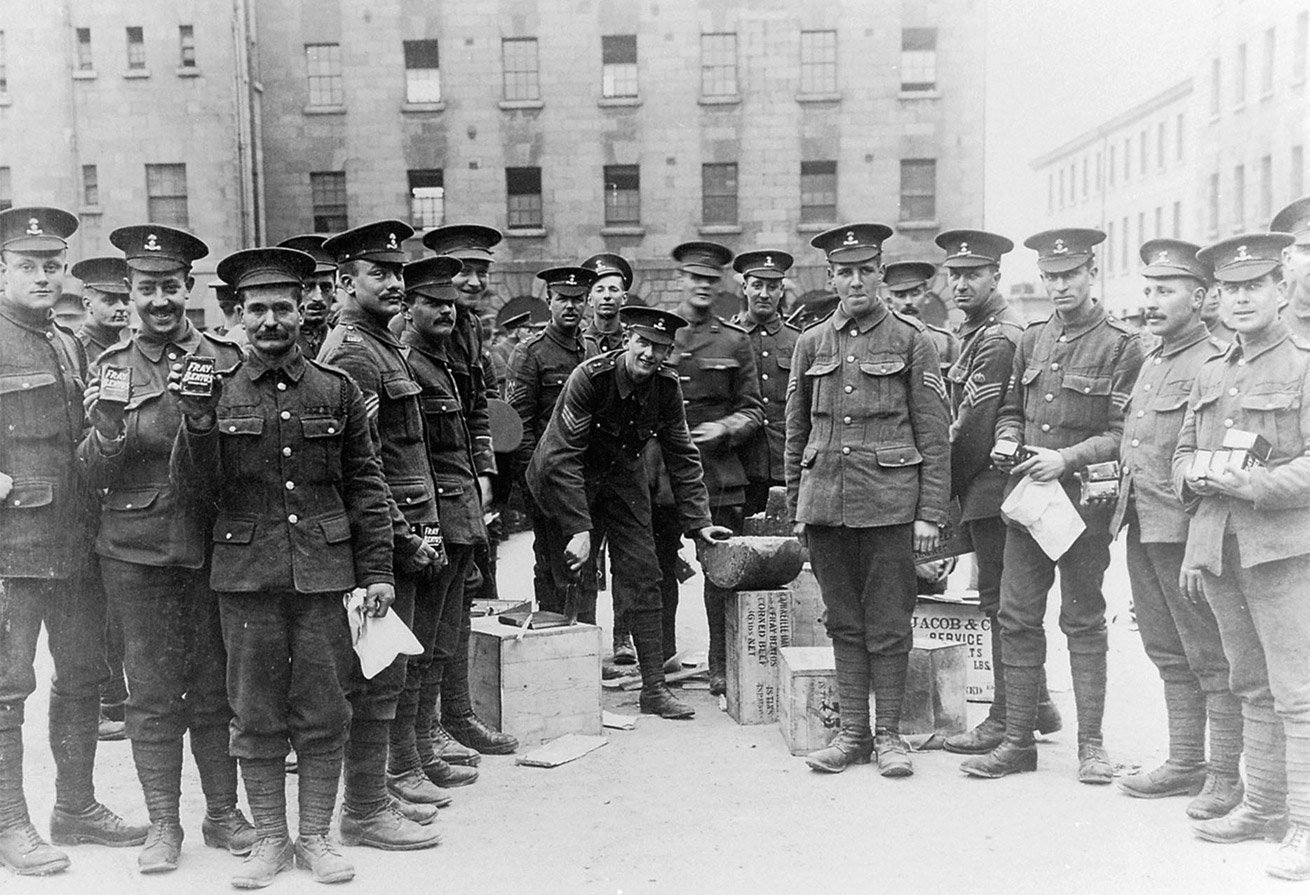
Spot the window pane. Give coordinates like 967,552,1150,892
800,30,836,94
601,34,638,98
1233,164,1245,225
502,38,540,101
404,41,441,103
700,33,737,96
305,44,343,106
310,171,347,232
602,35,636,65
1297,13,1308,82
403,40,439,69
900,28,936,91
127,26,145,70
76,28,93,71
702,163,738,225
899,159,936,221
146,163,188,227
603,165,640,225
506,167,543,229
800,160,837,224
179,25,195,68
408,169,444,229
82,165,98,206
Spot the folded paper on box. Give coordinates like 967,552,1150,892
1000,476,1085,561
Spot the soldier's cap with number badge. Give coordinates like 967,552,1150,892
0,206,79,253
110,224,208,273
1024,227,1106,274
1197,233,1296,283
403,255,463,300
581,252,633,290
217,247,316,292
420,223,503,261
1271,197,1310,247
883,261,938,294
935,229,1015,269
732,250,794,280
672,241,734,277
537,266,598,298
71,257,130,295
810,223,894,264
277,234,336,275
323,220,414,266
498,310,532,331
1140,238,1211,281
619,306,687,346
208,280,236,308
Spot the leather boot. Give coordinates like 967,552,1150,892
190,725,254,855
612,612,637,665
1268,825,1310,882
705,581,728,696
137,821,183,874
961,665,1040,778
1070,651,1113,784
442,713,518,755
1189,691,1245,819
634,609,693,720
1188,773,1245,821
806,640,872,774
129,738,184,871
945,613,1006,754
0,728,68,876
417,758,478,789
339,801,442,851
1194,704,1289,843
48,694,146,846
1120,681,1207,798
233,758,291,890
430,718,480,767
413,667,477,789
295,834,355,884
1035,667,1063,735
232,835,293,890
391,796,440,825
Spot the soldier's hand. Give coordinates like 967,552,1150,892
398,540,439,576
696,525,734,544
792,522,807,549
1210,466,1255,502
1013,446,1066,482
478,476,493,506
1179,565,1206,605
1184,470,1217,497
364,582,396,618
166,363,222,430
690,421,729,448
913,520,941,556
564,531,592,572
0,472,11,502
84,382,126,439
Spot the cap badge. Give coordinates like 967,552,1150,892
1052,239,1068,254
1234,244,1252,262
843,231,857,245
386,232,400,251
566,273,577,285
956,242,970,256
25,219,42,236
1154,250,1171,264
764,255,775,267
654,318,666,331
144,234,162,252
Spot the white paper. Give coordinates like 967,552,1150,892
344,589,424,679
1000,476,1086,561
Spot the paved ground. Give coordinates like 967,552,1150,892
2,533,1297,894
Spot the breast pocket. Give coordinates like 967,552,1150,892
300,414,345,482
539,369,571,416
803,359,840,407
1240,390,1302,458
0,372,65,441
1059,372,1112,431
857,357,908,416
381,375,425,443
687,357,740,403
420,395,464,451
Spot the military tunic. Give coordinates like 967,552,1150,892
730,312,799,498
75,321,124,371
582,320,625,356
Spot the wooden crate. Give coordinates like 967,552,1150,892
910,593,994,703
778,647,840,755
786,564,831,648
902,638,968,736
724,589,792,725
468,617,602,746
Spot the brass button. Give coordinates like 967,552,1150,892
225,532,232,540
841,446,851,455
285,481,295,490
1137,411,1144,418
277,382,287,391
288,514,298,524
762,350,770,358
1131,439,1140,447
1228,387,1238,396
1051,363,1060,371
762,397,769,404
327,426,335,434
1058,336,1068,342
282,447,292,457
843,416,852,424
843,385,853,394
1238,359,1247,366
1041,423,1051,432
1044,394,1054,402
1143,384,1151,391
850,329,858,337
846,355,855,363
281,410,291,420
761,373,769,381
1223,419,1234,428
168,352,178,360
1153,358,1162,365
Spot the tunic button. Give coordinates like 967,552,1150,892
125,503,133,509
229,425,238,432
288,514,298,524
1131,439,1140,447
225,532,232,540
841,446,851,455
761,373,769,381
1044,393,1054,402
1041,423,1051,432
843,416,852,424
1228,387,1238,396
1238,359,1247,366
846,355,856,363
843,385,853,394
1050,363,1060,371
1223,419,1234,428
762,350,770,358
437,487,445,494
762,397,769,404
285,481,295,490
1154,358,1162,365
1143,384,1151,391
282,447,292,456
168,352,178,360
327,426,335,434
850,329,858,337
281,410,291,420
1083,386,1091,393
277,382,287,391
1058,336,1068,342
1137,411,1145,418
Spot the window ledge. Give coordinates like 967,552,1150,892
176,67,201,78
124,69,151,79
78,205,103,216
698,94,741,106
304,104,346,116
899,88,940,100
401,101,446,113
698,224,742,236
600,225,645,237
896,220,940,231
598,96,641,108
795,222,836,234
498,99,544,111
796,91,841,104
505,227,547,238
71,70,97,81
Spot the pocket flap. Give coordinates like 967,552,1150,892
214,518,256,544
103,488,159,512
1153,395,1189,412
382,376,422,399
875,445,923,467
5,480,53,509
1191,392,1221,411
319,514,351,544
805,360,839,377
1062,373,1112,396
390,477,433,508
220,416,264,436
776,354,792,370
0,372,57,395
433,477,467,497
859,359,906,376
543,371,570,387
1241,392,1299,412
801,446,818,468
1020,366,1042,386
301,416,343,438
697,357,740,372
421,396,461,415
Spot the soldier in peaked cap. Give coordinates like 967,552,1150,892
661,240,764,697
0,207,151,875
786,223,949,778
71,257,130,366
84,224,252,871
319,220,448,851
209,280,249,346
1110,240,1240,817
528,305,732,718
934,229,1065,756
961,227,1144,785
1176,232,1310,880
582,252,634,355
277,234,337,359
1271,197,1310,344
884,260,958,374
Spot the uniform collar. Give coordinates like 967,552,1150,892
136,318,202,362
1231,320,1291,363
1156,321,1210,358
545,321,584,351
1051,300,1105,341
585,319,622,338
0,301,56,332
732,312,782,335
338,306,402,347
79,321,121,347
243,346,306,382
959,293,1010,337
400,323,448,359
615,353,654,399
830,300,888,334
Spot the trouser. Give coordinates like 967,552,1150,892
345,571,417,721
1202,537,1310,826
702,505,744,673
805,524,917,655
966,515,1007,617
88,555,128,719
217,591,353,761
534,511,599,624
649,503,685,660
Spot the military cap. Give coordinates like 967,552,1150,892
883,261,938,293
1139,238,1211,281
619,305,687,346
277,234,337,274
421,223,503,261
110,224,208,273
672,241,733,277
1023,228,1106,274
217,247,316,292
71,257,129,295
1271,196,1310,246
0,206,79,253
581,252,633,290
499,310,533,331
1197,232,1295,283
208,280,236,308
537,266,598,298
323,219,414,266
810,223,894,264
732,250,794,280
935,229,1014,269
403,255,463,299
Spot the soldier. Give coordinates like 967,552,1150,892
507,266,599,620
277,234,336,360
1272,197,1310,344
82,225,252,873
71,257,130,364
786,223,950,776
528,306,732,718
1200,283,1237,343
664,241,764,695
1175,233,1310,880
961,228,1144,783
1109,239,1240,817
319,221,445,850
581,252,632,355
0,207,146,876
171,246,394,887
935,229,1064,756
729,249,799,517
421,225,517,759
883,260,959,373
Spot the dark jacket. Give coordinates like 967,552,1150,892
75,322,123,370
730,312,799,485
506,322,588,474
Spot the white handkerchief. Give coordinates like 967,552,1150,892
1001,476,1086,561
344,589,424,679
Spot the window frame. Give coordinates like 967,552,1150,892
601,34,638,99
801,160,838,224
310,171,348,232
701,163,739,226
403,39,442,104
799,30,837,94
900,27,937,92
603,165,641,226
145,163,189,227
700,32,738,97
501,37,541,102
305,43,344,107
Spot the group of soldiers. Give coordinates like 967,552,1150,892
2,187,1310,887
